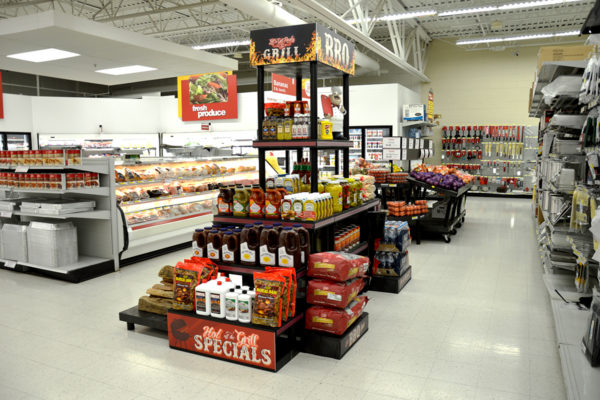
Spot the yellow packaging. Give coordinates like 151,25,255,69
303,197,316,221
283,119,293,140
320,120,333,140
276,119,285,140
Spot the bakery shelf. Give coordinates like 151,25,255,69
13,210,111,220
212,199,380,230
2,186,110,196
252,139,353,149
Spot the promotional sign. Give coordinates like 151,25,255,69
177,71,238,121
427,89,434,122
0,71,3,119
168,311,277,371
302,78,310,99
272,73,296,96
250,23,355,75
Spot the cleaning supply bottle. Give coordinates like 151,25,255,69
238,290,252,323
195,279,210,316
210,281,227,318
225,288,238,321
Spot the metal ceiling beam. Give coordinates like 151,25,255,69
95,0,220,22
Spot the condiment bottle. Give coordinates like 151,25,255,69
265,189,282,219
278,227,300,269
233,186,250,217
217,186,233,216
206,229,223,262
292,223,310,266
249,185,265,218
192,228,208,258
259,225,279,266
221,230,239,264
240,224,260,266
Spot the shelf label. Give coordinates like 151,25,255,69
15,166,28,173
4,260,16,269
517,171,521,176
0,211,12,218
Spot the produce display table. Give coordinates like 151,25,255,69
408,177,471,243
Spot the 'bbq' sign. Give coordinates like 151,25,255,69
250,24,355,75
168,311,276,371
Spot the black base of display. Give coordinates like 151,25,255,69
0,259,115,283
369,266,412,293
302,312,369,359
119,306,168,332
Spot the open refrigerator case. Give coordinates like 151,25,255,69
115,156,274,260
38,133,159,157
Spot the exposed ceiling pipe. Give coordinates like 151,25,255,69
221,0,380,75
294,0,429,82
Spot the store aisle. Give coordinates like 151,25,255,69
0,197,563,400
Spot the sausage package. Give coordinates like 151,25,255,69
252,272,286,328
307,278,365,309
305,295,368,335
308,252,369,282
172,258,217,311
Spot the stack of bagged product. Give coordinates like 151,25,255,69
373,221,410,277
138,265,175,315
305,252,369,335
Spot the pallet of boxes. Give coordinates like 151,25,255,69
302,252,370,359
138,265,175,315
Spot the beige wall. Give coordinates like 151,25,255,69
422,40,544,163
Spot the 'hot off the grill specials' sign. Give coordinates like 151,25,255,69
250,23,355,75
168,312,276,370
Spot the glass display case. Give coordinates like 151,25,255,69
1,132,32,151
37,133,159,157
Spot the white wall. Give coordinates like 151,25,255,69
0,94,33,132
0,82,417,143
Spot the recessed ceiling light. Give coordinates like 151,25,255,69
95,65,157,75
6,48,80,63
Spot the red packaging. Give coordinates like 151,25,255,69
173,260,214,311
307,278,365,309
305,295,368,335
266,267,297,318
308,252,369,282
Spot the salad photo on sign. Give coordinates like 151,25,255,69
188,72,229,104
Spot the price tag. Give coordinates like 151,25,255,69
0,211,12,218
4,260,16,269
15,166,28,173
493,168,497,174
412,216,418,220
389,184,397,188
517,171,521,176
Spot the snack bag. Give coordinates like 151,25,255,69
252,272,286,328
305,295,368,335
172,261,205,311
307,278,365,309
308,252,369,282
266,267,296,320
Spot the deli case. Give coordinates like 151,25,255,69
115,156,268,260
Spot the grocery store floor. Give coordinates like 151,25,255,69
0,197,564,400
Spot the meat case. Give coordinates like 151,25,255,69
115,156,264,260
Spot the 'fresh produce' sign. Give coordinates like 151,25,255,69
250,23,355,75
177,71,238,121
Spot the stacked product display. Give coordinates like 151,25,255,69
373,221,411,278
530,45,600,399
441,125,538,195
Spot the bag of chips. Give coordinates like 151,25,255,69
308,252,369,282
252,272,286,328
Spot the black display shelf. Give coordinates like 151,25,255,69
252,140,353,149
119,306,168,332
387,214,426,222
168,309,304,372
302,312,369,359
408,176,472,198
214,263,307,286
260,60,349,79
213,199,380,230
369,266,412,293
346,241,368,255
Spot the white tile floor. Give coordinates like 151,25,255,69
0,197,565,400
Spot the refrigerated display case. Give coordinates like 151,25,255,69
1,132,32,151
37,133,159,157
115,156,271,260
349,126,392,162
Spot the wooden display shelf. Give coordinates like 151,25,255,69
302,312,369,359
168,309,304,372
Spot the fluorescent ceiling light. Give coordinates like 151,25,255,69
499,0,563,10
6,48,79,63
193,40,251,50
95,65,156,75
346,10,436,24
457,30,579,45
438,6,498,17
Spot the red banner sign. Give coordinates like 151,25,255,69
272,73,296,96
177,71,238,121
0,71,3,119
168,311,276,370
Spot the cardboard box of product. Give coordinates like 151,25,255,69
383,137,402,149
537,45,595,71
402,104,426,121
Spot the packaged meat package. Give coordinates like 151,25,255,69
308,252,369,282
305,295,368,335
307,278,365,309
